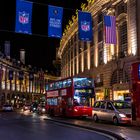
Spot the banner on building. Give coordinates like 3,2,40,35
78,11,93,41
19,71,24,80
9,70,13,80
29,72,34,81
48,5,63,38
104,15,117,44
15,0,33,34
4,41,10,58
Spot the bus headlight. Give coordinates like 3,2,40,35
74,108,78,112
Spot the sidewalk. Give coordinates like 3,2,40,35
45,116,140,140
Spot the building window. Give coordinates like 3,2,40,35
98,13,103,23
79,55,82,73
84,51,87,71
95,74,104,87
98,24,103,42
90,38,94,47
68,62,70,76
78,41,83,54
74,58,77,75
98,43,103,65
110,69,129,85
98,50,103,65
119,21,127,58
116,2,127,16
90,47,94,68
74,45,77,57
74,33,77,42
71,61,73,76
68,48,70,62
71,47,73,59
84,42,87,51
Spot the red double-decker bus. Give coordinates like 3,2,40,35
45,77,94,117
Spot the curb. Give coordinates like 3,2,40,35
44,118,126,140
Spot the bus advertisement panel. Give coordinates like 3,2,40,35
45,77,95,117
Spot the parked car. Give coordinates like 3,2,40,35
2,104,13,112
92,100,132,125
23,104,31,111
30,102,38,112
37,105,46,114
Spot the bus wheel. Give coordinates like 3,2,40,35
81,116,87,119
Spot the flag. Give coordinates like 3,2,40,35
15,0,33,34
48,5,63,38
78,11,93,41
104,15,117,44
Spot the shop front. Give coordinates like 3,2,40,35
112,83,131,102
95,88,104,101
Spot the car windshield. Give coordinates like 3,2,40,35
113,101,131,109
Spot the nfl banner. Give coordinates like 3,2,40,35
48,5,63,38
78,11,93,41
15,0,33,34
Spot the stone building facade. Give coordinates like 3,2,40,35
0,55,58,107
58,0,140,103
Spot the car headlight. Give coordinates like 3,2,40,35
42,108,46,112
119,113,126,118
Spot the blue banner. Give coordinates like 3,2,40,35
19,71,24,80
9,70,13,80
4,41,10,58
15,0,33,34
48,5,63,38
78,11,93,41
29,72,34,81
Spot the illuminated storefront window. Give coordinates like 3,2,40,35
2,81,5,90
7,81,10,90
12,83,15,91
113,90,130,101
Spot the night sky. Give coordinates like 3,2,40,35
0,0,87,72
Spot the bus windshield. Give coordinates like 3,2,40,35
73,78,94,88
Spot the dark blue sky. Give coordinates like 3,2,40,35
0,0,87,72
